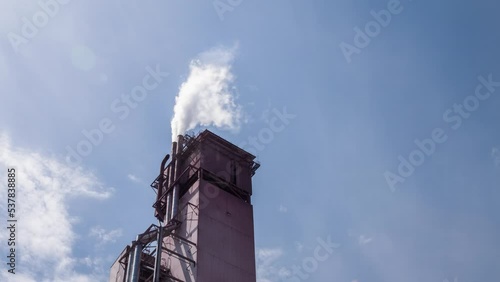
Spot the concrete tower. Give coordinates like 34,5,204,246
109,130,260,282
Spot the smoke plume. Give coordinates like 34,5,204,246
170,46,242,141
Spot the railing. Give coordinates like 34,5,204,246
152,164,199,211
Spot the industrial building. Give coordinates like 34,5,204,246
109,130,260,282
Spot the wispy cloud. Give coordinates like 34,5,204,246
0,132,113,281
78,256,108,280
256,248,284,282
89,226,123,245
127,173,142,183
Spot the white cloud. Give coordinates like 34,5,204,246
127,173,141,183
0,133,113,282
256,248,284,282
89,226,123,245
78,256,109,277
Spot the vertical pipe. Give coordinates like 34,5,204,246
170,184,179,219
177,135,184,155
165,154,174,223
125,245,133,281
167,160,175,223
169,142,177,188
165,192,172,223
169,141,178,221
162,165,170,223
127,236,142,282
171,135,183,219
152,222,163,282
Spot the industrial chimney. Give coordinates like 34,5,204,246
109,130,260,282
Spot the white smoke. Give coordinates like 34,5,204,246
171,45,242,141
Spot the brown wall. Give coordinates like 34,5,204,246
196,182,256,282
200,142,253,195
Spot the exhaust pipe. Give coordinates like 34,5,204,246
170,135,183,220
167,141,177,222
169,142,177,185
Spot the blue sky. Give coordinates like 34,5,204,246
1,0,500,281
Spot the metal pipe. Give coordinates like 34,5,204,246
152,221,164,282
127,236,143,282
168,141,178,221
155,154,170,222
169,142,177,189
171,141,178,158
165,191,172,222
171,184,179,219
171,135,183,219
177,135,184,155
163,143,176,223
124,245,134,282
